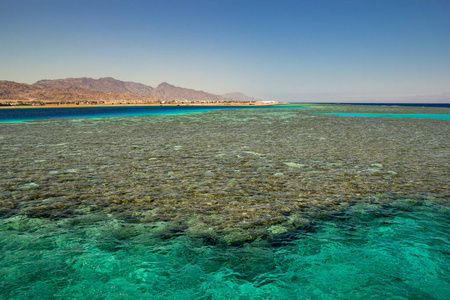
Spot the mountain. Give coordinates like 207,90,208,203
0,80,158,102
35,77,154,95
152,82,225,101
34,77,227,102
0,80,45,100
1,77,271,105
222,92,260,102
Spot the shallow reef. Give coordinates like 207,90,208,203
0,104,449,244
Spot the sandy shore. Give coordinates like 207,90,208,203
0,101,281,109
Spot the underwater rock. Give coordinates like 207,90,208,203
287,214,310,228
284,162,308,168
0,215,47,231
222,228,258,246
268,224,290,235
18,182,40,190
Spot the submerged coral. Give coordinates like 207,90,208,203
0,105,448,244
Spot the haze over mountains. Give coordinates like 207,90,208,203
0,77,261,104
396,92,450,104
222,92,261,102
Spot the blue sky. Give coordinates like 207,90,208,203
1,0,449,102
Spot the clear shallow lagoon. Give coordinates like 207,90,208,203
1,199,448,299
318,112,450,119
1,104,449,299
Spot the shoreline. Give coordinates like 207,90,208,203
0,101,282,109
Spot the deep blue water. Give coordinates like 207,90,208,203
306,103,450,108
0,105,252,122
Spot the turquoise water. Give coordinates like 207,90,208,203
1,199,448,299
1,105,449,299
318,112,450,119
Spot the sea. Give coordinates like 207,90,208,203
0,103,449,299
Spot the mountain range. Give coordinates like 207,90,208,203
0,77,262,104
222,92,261,102
35,77,155,95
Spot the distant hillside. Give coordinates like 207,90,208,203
1,77,272,105
34,77,227,102
152,82,225,101
222,92,260,102
0,80,158,102
35,77,154,95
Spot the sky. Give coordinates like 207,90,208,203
1,0,449,103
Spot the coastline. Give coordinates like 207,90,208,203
0,101,282,109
